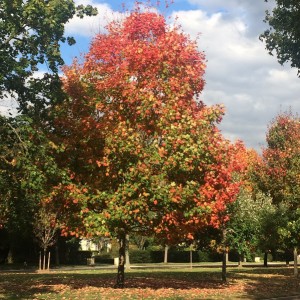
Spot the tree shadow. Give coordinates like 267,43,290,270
0,267,299,299
229,267,300,299
0,270,226,299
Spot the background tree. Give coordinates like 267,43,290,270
55,8,245,287
256,111,300,276
260,1,300,75
226,189,273,266
33,204,59,271
0,0,97,116
0,115,67,263
224,148,273,267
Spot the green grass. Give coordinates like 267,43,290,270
0,266,299,299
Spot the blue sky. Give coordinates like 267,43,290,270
7,0,300,152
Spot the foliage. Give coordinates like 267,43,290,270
226,189,274,260
0,115,67,234
260,1,300,75
55,9,245,246
256,111,300,247
0,0,97,114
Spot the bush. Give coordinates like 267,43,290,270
129,250,152,263
94,254,114,264
150,251,164,263
76,251,93,265
128,250,222,263
198,251,212,262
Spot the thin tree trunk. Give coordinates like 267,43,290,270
222,248,227,282
190,247,193,269
6,249,13,264
115,230,126,288
293,247,298,277
47,252,51,270
164,245,169,264
285,249,290,266
125,234,130,270
238,253,243,268
222,229,227,282
39,251,42,271
264,251,268,267
43,249,46,270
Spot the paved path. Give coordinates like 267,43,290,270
0,261,297,272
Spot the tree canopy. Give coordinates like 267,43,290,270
255,111,300,275
260,1,300,75
0,0,97,115
54,9,246,286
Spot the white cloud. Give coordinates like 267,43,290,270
169,5,300,151
0,96,19,117
65,1,124,38
63,1,300,151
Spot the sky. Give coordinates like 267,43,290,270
3,0,300,151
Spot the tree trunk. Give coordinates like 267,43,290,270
43,249,46,270
222,248,227,282
39,252,42,271
164,245,169,264
125,234,130,270
6,249,13,264
293,247,298,277
238,253,243,268
264,251,268,267
222,228,227,282
47,251,51,270
190,247,193,269
115,230,126,288
285,249,290,266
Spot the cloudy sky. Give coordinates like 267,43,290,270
5,0,300,152
62,0,300,152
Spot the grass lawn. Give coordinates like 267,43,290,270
0,266,299,299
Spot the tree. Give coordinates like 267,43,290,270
33,204,59,271
224,148,272,267
0,0,97,115
260,1,300,75
55,9,244,287
0,115,68,262
226,189,273,266
257,111,300,276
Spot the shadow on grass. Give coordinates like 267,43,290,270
229,267,300,299
0,267,299,299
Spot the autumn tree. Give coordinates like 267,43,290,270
256,111,300,276
56,8,244,287
260,1,300,75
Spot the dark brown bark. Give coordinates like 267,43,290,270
285,249,290,266
264,251,268,267
115,230,126,288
